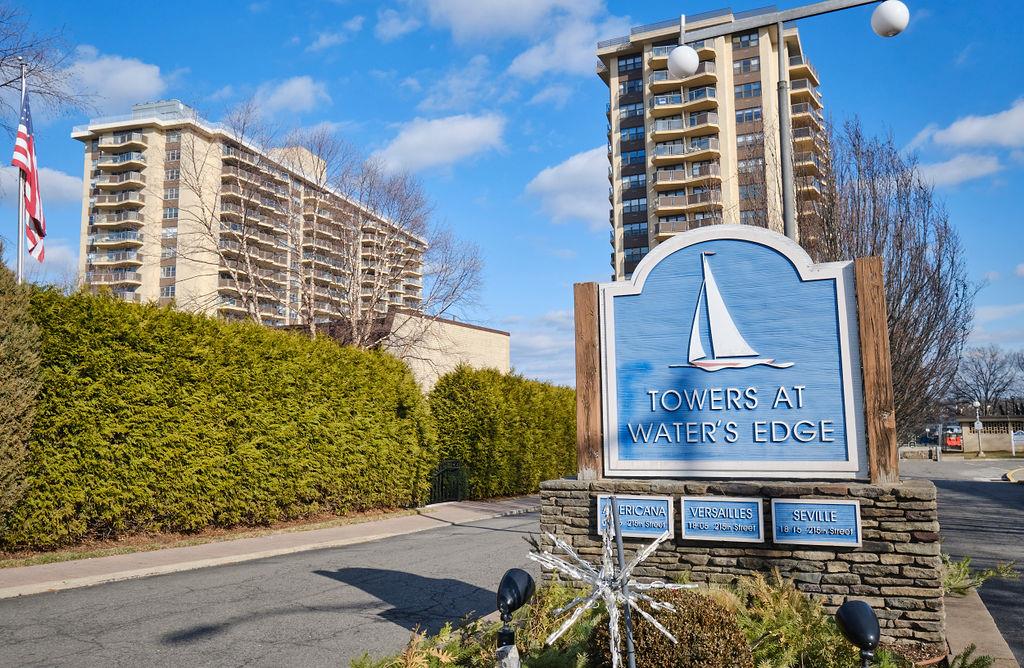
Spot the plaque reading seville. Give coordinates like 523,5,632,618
679,496,764,543
771,499,862,547
600,226,866,478
596,495,673,539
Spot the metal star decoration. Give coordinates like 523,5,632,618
529,503,696,667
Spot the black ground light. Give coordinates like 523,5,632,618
835,599,881,668
496,568,536,650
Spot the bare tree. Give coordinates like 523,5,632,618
811,119,976,440
176,100,291,323
955,345,1020,406
0,6,85,133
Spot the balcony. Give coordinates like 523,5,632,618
788,55,820,86
88,231,143,247
650,112,719,140
649,93,683,117
98,132,147,151
797,177,825,199
222,145,259,164
792,125,822,149
111,291,142,303
648,61,716,93
87,250,142,266
652,163,721,189
97,171,145,189
652,137,720,165
791,102,824,129
94,192,145,208
790,78,823,108
654,190,723,215
650,45,673,64
683,86,717,112
97,152,146,170
94,211,144,227
654,217,721,240
794,151,824,175
85,271,143,286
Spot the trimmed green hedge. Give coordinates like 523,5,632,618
429,366,576,499
2,290,436,549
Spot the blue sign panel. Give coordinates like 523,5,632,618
771,499,862,547
596,495,673,539
679,496,764,543
600,226,865,479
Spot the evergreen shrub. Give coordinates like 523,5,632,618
429,366,576,499
1,289,435,549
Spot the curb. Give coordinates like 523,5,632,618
0,500,540,600
1004,468,1024,483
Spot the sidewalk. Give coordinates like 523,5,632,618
0,496,539,600
945,590,1019,667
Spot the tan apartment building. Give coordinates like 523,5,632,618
599,7,827,279
71,100,425,326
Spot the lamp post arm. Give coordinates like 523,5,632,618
680,0,883,43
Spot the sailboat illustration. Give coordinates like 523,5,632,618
669,252,793,372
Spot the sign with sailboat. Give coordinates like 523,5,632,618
599,225,866,479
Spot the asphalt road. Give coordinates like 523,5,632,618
0,513,540,667
902,459,1024,665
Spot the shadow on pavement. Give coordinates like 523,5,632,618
314,567,494,635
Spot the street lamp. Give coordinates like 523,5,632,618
973,400,984,458
667,0,910,241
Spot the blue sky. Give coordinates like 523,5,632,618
2,0,1023,386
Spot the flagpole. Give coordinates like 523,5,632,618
15,57,25,284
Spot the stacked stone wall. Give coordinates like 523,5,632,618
540,478,944,647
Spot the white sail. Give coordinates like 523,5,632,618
701,254,759,358
687,283,706,363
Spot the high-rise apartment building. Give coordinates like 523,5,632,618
599,7,826,279
71,100,425,326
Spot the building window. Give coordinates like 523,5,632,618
733,57,760,74
735,107,763,124
737,132,764,147
161,247,177,259
622,149,646,165
620,125,644,142
732,31,759,49
619,79,643,95
621,173,646,190
623,222,648,237
163,207,179,219
164,187,179,200
738,183,764,201
166,149,180,161
618,55,642,72
738,157,765,173
735,82,762,99
693,211,719,222
165,168,180,180
624,247,648,263
619,102,644,119
166,130,181,142
659,215,686,222
161,227,178,238
161,266,177,278
622,197,647,214
740,209,761,224
160,285,176,298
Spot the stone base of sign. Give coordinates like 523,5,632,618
539,478,944,648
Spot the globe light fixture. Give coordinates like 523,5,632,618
871,0,910,37
667,43,700,79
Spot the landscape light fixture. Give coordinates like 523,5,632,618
835,600,881,668
665,0,911,241
496,568,535,650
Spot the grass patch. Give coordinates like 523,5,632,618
0,507,416,569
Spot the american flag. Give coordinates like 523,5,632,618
11,90,45,262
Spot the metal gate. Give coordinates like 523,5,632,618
429,460,469,504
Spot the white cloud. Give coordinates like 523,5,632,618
65,45,167,114
509,14,628,79
983,271,1000,283
917,154,1002,187
953,44,974,67
904,123,936,152
526,146,608,230
975,303,1024,325
1017,264,1024,278
424,0,602,42
375,8,421,42
1,166,82,205
529,85,573,109
506,308,576,386
254,76,330,116
248,1,270,12
418,55,501,112
374,114,505,172
207,84,235,102
307,16,364,52
932,99,1024,148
